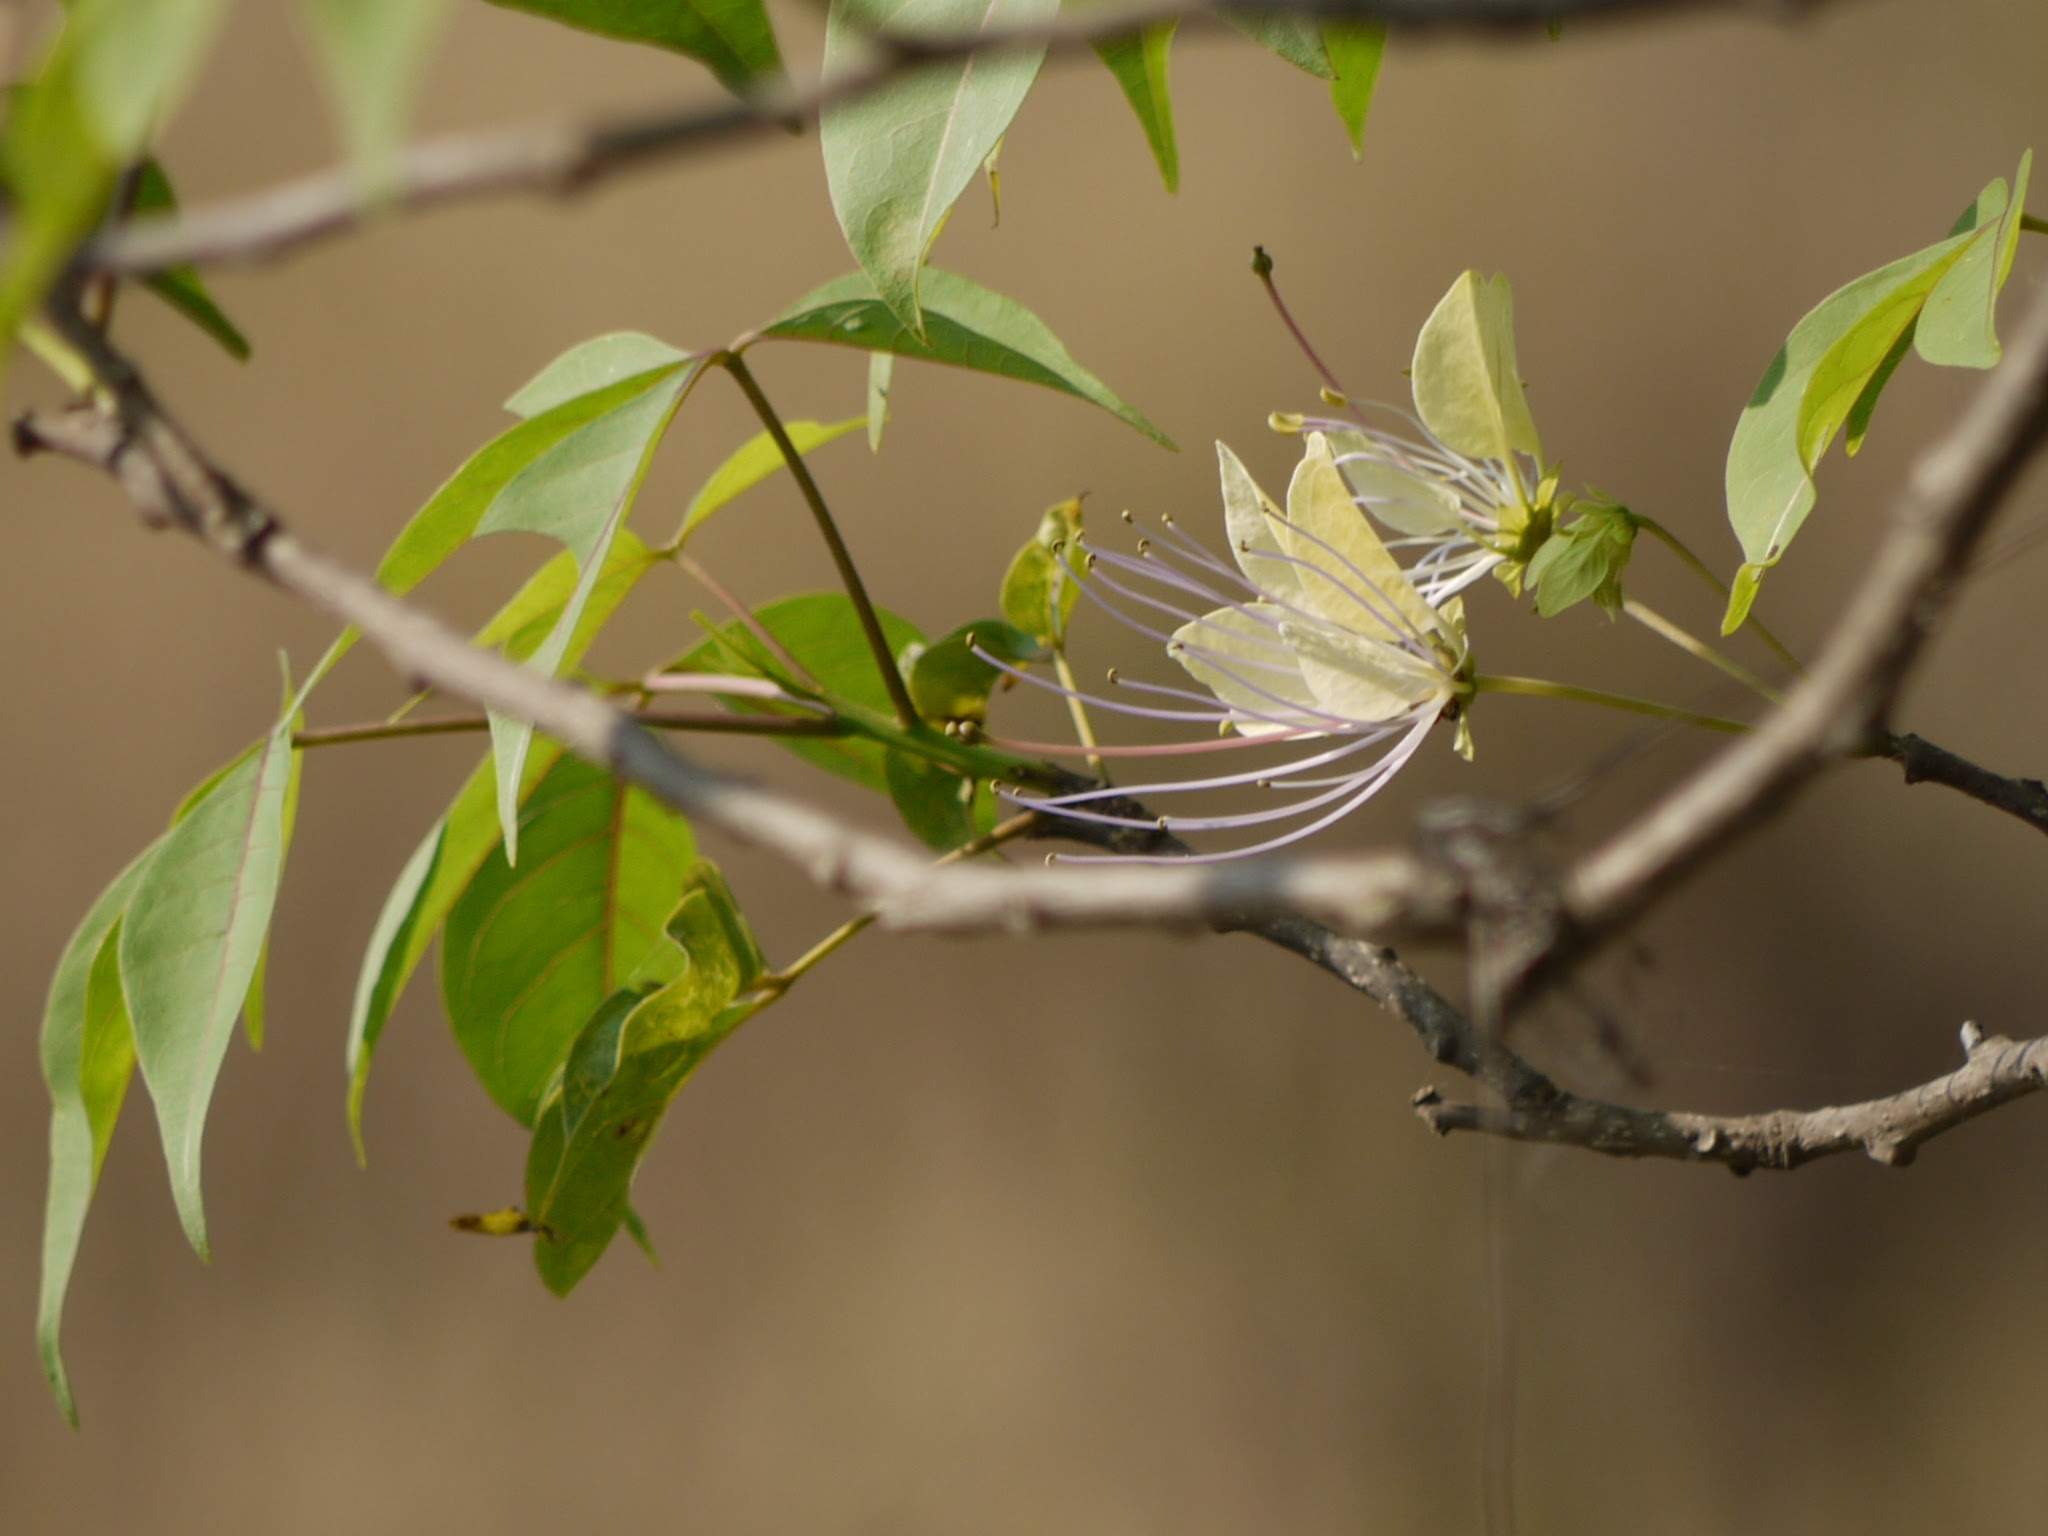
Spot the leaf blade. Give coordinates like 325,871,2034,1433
482,0,783,93
441,756,697,1127
346,739,568,1152
820,0,1060,333
292,0,454,187
764,267,1173,447
120,729,295,1259
39,846,159,1424
1321,20,1385,160
526,864,759,1293
1091,20,1179,192
674,416,866,546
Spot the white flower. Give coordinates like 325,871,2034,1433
1279,269,1556,603
995,433,1474,861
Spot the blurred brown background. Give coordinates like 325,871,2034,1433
2,0,2046,1530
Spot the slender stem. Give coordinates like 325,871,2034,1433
747,810,1043,1000
1473,674,1750,734
1622,598,1782,703
17,318,98,396
1051,643,1108,782
1252,246,1349,401
714,351,919,728
2021,214,2048,236
293,709,848,748
1632,514,1804,674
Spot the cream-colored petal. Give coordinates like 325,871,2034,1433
1215,442,1304,607
1281,434,1446,644
1326,430,1467,537
1410,270,1543,467
1170,603,1322,737
1279,620,1449,723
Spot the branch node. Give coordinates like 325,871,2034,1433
1960,1019,1984,1056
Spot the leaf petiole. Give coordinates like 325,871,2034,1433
1632,513,1804,674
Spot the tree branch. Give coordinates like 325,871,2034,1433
1877,731,2048,837
1413,1022,2048,1173
82,0,1849,277
28,295,2048,1183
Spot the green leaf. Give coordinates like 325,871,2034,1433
1723,236,1976,618
525,863,759,1294
1721,562,1764,637
1841,319,1917,459
477,353,698,860
866,351,894,451
1321,20,1385,161
668,593,924,792
292,0,454,187
1723,158,2034,631
672,416,866,547
1219,8,1332,77
479,361,696,564
0,0,229,341
306,360,678,695
64,0,231,153
765,267,1174,448
664,859,767,991
1796,250,1969,473
1918,150,2032,369
1411,270,1543,467
505,333,694,420
1525,501,1635,617
39,844,159,1424
906,619,1045,725
482,0,783,93
346,738,567,1156
0,77,110,349
999,496,1085,641
885,749,995,849
475,529,664,665
132,160,250,360
441,755,696,1127
242,732,306,1053
820,0,1059,335
1091,20,1179,193
120,729,295,1259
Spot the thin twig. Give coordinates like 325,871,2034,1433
1877,731,2048,837
1414,1023,2048,1173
